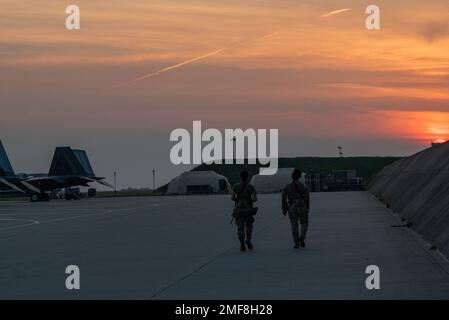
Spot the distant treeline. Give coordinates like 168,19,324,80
193,157,402,185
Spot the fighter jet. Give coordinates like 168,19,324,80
0,140,26,195
0,141,112,201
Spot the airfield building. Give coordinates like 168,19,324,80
165,171,230,195
250,168,306,193
305,170,364,192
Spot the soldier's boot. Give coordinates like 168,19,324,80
245,222,254,250
293,235,300,249
293,231,300,249
240,241,246,252
290,217,300,249
245,230,253,250
299,223,308,248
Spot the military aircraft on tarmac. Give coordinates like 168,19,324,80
0,141,112,201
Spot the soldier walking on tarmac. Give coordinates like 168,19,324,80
231,170,258,252
282,168,310,249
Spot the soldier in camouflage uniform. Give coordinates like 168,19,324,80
232,170,257,252
282,168,310,249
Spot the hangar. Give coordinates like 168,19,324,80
165,171,230,195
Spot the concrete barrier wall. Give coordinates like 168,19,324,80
369,141,449,257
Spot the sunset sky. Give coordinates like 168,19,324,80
1,0,449,187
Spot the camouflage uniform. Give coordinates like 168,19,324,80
232,182,257,243
282,181,310,245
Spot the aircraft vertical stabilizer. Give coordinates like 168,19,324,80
48,147,87,176
0,140,15,177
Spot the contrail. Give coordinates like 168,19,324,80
113,31,281,88
321,8,352,18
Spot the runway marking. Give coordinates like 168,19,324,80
0,203,168,232
42,213,113,224
0,195,231,233
104,204,161,213
0,208,113,216
0,218,40,231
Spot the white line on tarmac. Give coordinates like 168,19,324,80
0,203,166,231
0,218,40,231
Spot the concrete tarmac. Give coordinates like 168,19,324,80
1,192,449,299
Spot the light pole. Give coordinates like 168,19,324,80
114,171,117,196
337,146,344,158
232,137,236,163
152,169,155,192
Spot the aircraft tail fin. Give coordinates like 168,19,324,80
48,147,96,177
0,140,15,177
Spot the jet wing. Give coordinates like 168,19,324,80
96,179,114,188
24,176,69,184
0,177,25,193
19,180,41,193
23,176,95,190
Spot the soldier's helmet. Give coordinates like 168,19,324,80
240,170,249,181
292,168,302,180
